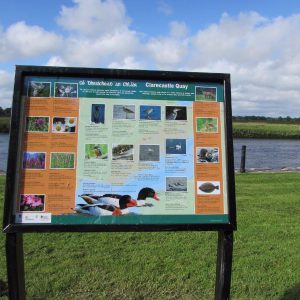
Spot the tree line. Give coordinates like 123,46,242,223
0,107,11,117
232,115,300,124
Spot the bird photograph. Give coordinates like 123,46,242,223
140,105,161,120
85,144,108,159
74,187,159,216
166,139,186,155
166,177,187,192
91,104,105,124
113,105,135,119
139,145,160,162
165,106,187,120
112,144,134,160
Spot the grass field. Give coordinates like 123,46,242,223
233,122,300,139
0,173,299,299
0,117,10,133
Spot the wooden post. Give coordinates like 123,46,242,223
240,145,246,173
6,233,26,300
215,231,234,300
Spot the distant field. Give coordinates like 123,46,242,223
0,117,10,133
233,121,300,139
0,173,299,299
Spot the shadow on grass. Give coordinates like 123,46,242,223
280,284,300,300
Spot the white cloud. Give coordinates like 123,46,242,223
169,21,188,38
0,70,14,108
108,56,143,69
1,2,300,116
0,21,62,61
57,0,130,37
158,0,173,16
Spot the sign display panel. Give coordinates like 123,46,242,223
4,66,236,231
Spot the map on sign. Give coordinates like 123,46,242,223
14,75,229,226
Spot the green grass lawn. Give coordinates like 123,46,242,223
233,122,300,139
0,173,300,299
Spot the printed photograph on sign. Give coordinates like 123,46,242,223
22,152,46,170
54,82,78,98
113,105,135,120
165,106,187,120
140,105,161,120
166,177,187,192
50,152,75,169
91,104,105,124
195,86,217,101
197,181,221,195
139,145,160,161
52,117,77,133
85,144,108,159
196,117,218,133
196,147,219,163
25,116,49,133
19,194,45,212
28,81,51,97
112,144,134,160
166,139,186,154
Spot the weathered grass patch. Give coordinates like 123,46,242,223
0,173,299,299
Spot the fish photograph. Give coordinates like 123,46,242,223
113,105,135,120
196,117,218,133
91,104,105,124
112,144,134,160
195,86,217,101
140,105,161,120
166,139,186,155
54,82,78,98
196,147,219,163
165,106,187,120
85,144,108,159
166,177,187,192
139,145,160,162
28,81,51,97
197,181,220,195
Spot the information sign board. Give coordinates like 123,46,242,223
3,66,236,232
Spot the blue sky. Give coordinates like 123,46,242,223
1,0,300,116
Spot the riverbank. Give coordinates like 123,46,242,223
2,117,300,138
233,121,300,139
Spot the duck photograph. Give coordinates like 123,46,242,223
165,106,187,120
74,187,159,216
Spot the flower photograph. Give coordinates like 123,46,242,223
20,194,45,212
28,81,51,97
25,116,49,132
52,117,77,133
22,152,46,169
50,152,75,169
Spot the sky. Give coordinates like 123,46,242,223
1,0,300,116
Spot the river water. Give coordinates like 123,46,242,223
0,134,299,172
